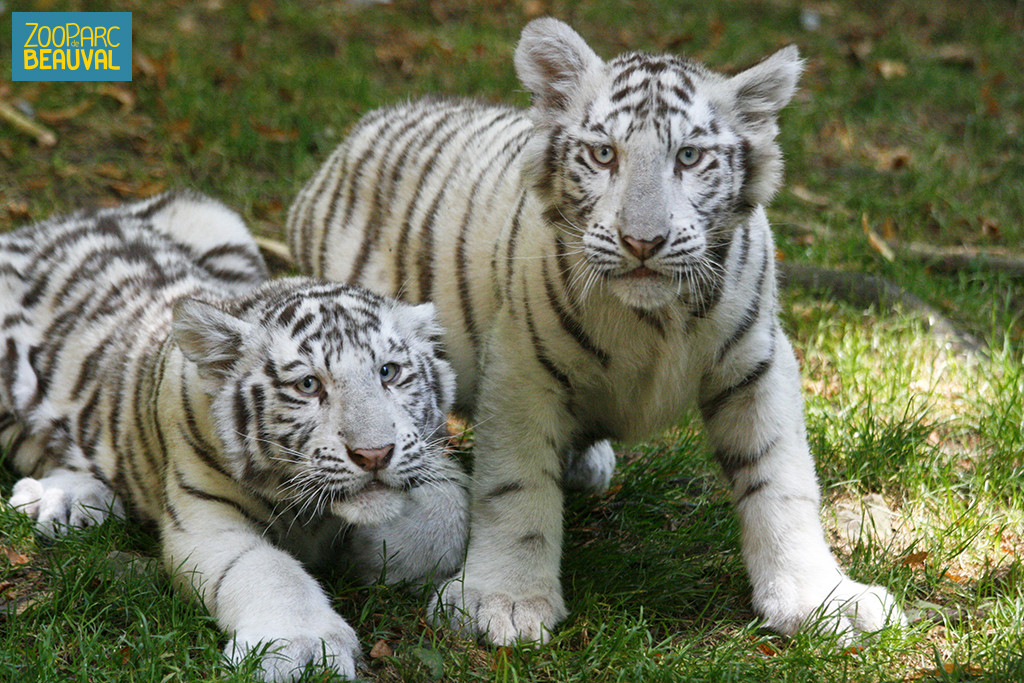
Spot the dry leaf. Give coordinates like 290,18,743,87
863,215,895,261
902,550,929,567
875,59,908,80
756,642,779,656
369,639,393,659
867,145,911,171
979,216,1000,239
96,163,127,180
845,39,873,64
248,0,274,24
98,84,136,113
932,43,975,68
6,201,30,221
789,184,830,208
3,546,30,566
252,122,299,143
522,0,546,18
36,100,93,123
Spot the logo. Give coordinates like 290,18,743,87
12,12,132,81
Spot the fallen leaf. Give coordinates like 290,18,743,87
523,0,546,18
97,84,135,113
789,184,830,208
875,59,908,80
252,122,299,142
248,0,274,24
2,547,29,566
36,100,93,123
980,85,1001,116
96,163,127,180
867,145,911,171
6,202,30,221
369,639,393,659
863,215,895,261
902,550,929,567
756,641,779,656
845,39,873,64
108,180,168,198
932,43,975,68
979,215,1000,239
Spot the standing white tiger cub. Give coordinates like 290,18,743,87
0,191,468,681
288,19,905,645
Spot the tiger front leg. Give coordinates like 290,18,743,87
430,355,571,645
701,327,906,644
161,500,359,681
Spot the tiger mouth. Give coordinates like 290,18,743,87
327,478,399,502
622,265,659,279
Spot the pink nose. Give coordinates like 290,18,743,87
347,445,395,472
621,234,666,261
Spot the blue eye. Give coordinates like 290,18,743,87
379,363,401,384
677,146,702,167
590,144,616,166
296,376,322,396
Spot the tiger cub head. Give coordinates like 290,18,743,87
515,18,803,310
171,278,458,525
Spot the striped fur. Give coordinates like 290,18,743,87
1,192,467,681
288,19,904,646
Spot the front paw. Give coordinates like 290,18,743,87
429,574,567,645
759,574,906,645
9,475,123,538
226,621,360,682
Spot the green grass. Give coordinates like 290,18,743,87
2,0,1023,681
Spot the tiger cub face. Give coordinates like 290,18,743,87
516,19,802,310
172,278,456,526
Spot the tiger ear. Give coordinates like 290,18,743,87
393,302,444,344
172,298,252,379
727,45,803,127
514,17,603,113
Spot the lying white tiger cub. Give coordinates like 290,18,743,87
288,19,905,645
0,191,467,681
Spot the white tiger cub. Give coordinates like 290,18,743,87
0,191,468,681
288,19,906,646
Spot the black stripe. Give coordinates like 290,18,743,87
523,293,573,396
541,257,610,368
715,436,779,480
715,238,770,363
391,109,470,295
502,192,530,305
211,542,261,611
175,468,267,529
484,481,525,502
700,333,777,423
320,112,409,279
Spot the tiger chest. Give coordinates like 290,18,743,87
574,318,703,443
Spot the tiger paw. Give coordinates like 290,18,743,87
226,622,360,682
9,473,124,538
562,440,616,493
429,575,567,645
760,574,906,646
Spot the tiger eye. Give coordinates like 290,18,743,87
677,146,703,167
296,375,322,396
590,144,617,167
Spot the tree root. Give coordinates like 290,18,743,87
778,261,985,356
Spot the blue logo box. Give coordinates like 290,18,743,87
12,12,132,81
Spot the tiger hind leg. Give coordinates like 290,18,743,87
8,468,125,538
